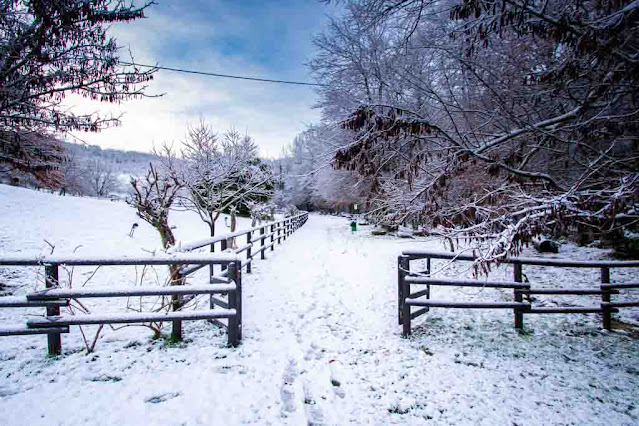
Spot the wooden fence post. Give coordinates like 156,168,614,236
401,258,412,336
277,223,282,244
221,239,228,272
214,243,215,284
270,224,275,251
513,262,524,329
398,256,409,326
246,232,252,274
601,267,611,330
227,261,242,347
260,227,265,259
45,264,61,356
170,268,183,342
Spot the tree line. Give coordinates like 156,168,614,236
283,0,638,261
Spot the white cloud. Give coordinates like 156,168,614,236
66,1,329,158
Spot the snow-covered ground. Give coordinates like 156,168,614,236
0,184,638,425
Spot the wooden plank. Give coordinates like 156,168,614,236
410,307,429,320
405,277,529,289
28,284,236,300
0,325,69,336
407,289,429,299
520,289,615,295
220,240,228,272
0,296,69,308
210,276,231,284
46,264,61,356
227,261,242,347
211,296,229,309
525,307,606,314
246,233,252,274
27,309,237,327
600,283,639,289
400,256,412,336
250,231,276,243
179,263,207,276
601,267,611,330
602,301,639,308
405,299,531,309
513,262,524,329
270,224,275,251
0,253,238,266
398,255,408,326
401,250,639,268
254,241,276,254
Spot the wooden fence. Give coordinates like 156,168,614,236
178,212,309,279
398,250,639,336
0,212,308,355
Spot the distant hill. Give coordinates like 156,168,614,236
64,142,160,178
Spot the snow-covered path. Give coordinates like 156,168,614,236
243,215,421,425
0,187,638,425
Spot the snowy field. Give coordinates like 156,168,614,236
0,184,638,425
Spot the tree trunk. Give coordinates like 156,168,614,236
157,222,176,250
208,222,215,252
228,210,238,250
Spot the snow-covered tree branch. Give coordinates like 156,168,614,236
308,0,639,264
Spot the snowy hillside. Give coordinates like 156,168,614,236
0,184,249,257
0,184,638,425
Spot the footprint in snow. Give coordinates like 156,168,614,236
145,392,180,404
329,360,345,399
303,381,327,426
280,359,299,416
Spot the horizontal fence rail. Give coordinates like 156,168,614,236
398,250,639,336
0,212,309,356
0,253,239,266
178,212,308,280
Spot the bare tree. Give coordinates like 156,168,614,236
128,164,182,250
87,160,118,197
128,164,185,331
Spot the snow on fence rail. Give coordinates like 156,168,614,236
0,254,241,354
0,212,309,356
398,250,639,336
178,212,308,282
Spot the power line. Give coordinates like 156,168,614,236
120,61,323,87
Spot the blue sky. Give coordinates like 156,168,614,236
69,0,338,157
